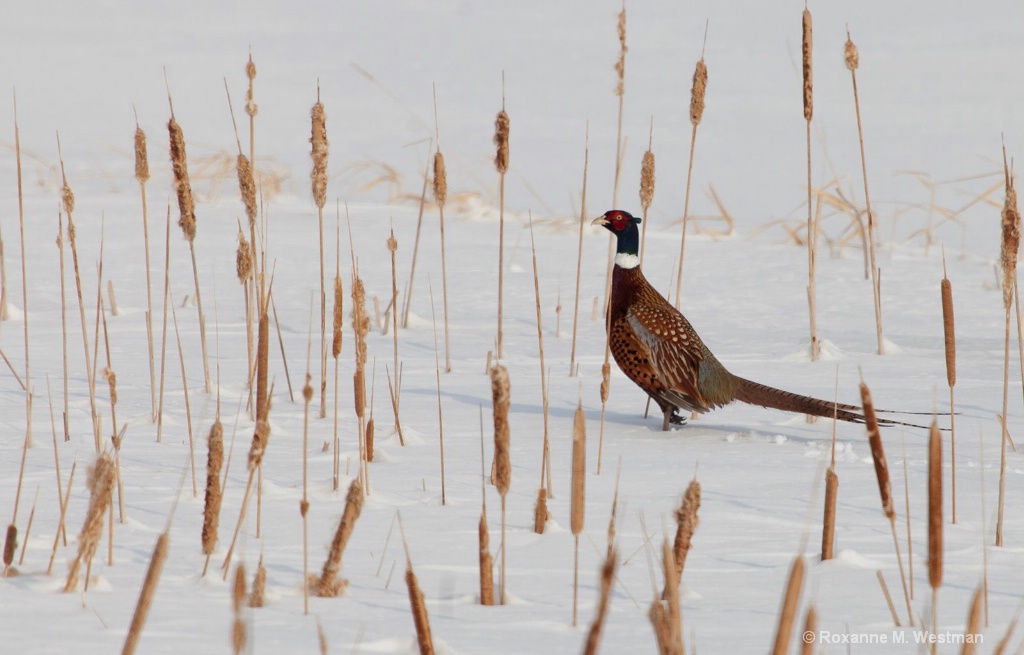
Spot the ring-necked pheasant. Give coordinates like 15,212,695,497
594,209,881,431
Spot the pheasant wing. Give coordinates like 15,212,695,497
625,302,711,412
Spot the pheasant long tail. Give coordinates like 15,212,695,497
733,377,867,423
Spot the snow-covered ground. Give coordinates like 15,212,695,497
1,2,1022,653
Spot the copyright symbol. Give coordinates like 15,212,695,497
802,631,815,644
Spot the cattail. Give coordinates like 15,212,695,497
490,365,511,497
365,418,375,462
860,383,894,520
962,586,983,655
237,154,257,228
231,564,246,655
3,524,16,571
533,487,548,534
202,420,224,557
770,555,805,655
691,59,708,126
62,179,75,216
313,478,364,597
940,277,956,388
582,546,618,655
801,9,812,122
614,7,627,97
249,556,266,608
310,102,328,210
821,466,838,560
571,404,586,536
247,419,270,471
648,599,672,655
104,368,117,407
168,117,196,242
236,231,252,283
332,275,343,358
478,511,494,605
671,479,701,583
493,110,510,174
800,606,818,655
245,56,258,118
405,563,435,655
353,369,366,420
1001,175,1020,310
640,149,655,211
316,619,328,655
134,127,150,184
64,453,116,592
844,34,859,71
432,151,447,207
928,421,943,589
121,531,169,655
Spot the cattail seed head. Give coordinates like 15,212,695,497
62,182,75,216
3,524,16,568
433,151,447,207
690,59,708,126
614,8,627,97
247,419,271,470
386,233,398,254
490,364,511,497
859,382,894,521
249,558,266,608
64,453,116,592
571,403,586,536
927,421,943,589
941,277,956,387
599,363,611,404
771,555,806,655
405,564,435,654
672,479,701,581
168,117,196,242
353,369,365,419
232,563,247,613
821,466,838,561
237,154,257,228
493,110,510,174
962,587,983,655
122,532,169,655
134,127,150,184
235,231,252,284
303,373,313,404
478,511,494,605
310,101,328,210
640,149,655,211
332,275,344,358
1000,169,1020,310
245,56,258,118
844,35,860,71
366,418,375,462
104,368,118,406
533,487,548,534
800,606,818,655
802,9,813,121
202,420,224,556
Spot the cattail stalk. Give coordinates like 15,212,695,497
313,478,364,597
55,214,70,440
569,128,590,376
845,31,885,354
528,219,552,502
638,123,656,265
405,562,434,655
803,9,820,360
675,50,708,309
401,140,432,329
861,381,913,624
670,479,701,588
13,103,33,486
47,460,76,576
235,228,255,417
156,210,171,443
571,402,586,625
58,137,101,452
45,376,67,546
490,364,511,604
201,419,224,576
876,570,901,626
902,438,914,600
100,302,125,524
311,94,329,420
387,230,402,438
582,545,618,655
478,410,494,605
332,257,343,491
432,97,452,371
494,104,510,360
122,532,169,655
428,280,446,505
134,123,157,421
16,489,38,566
0,210,6,322
928,421,943,653
302,326,314,614
941,259,957,522
171,306,198,497
770,555,805,655
64,454,115,593
167,103,212,393
800,606,818,655
997,146,1018,548
603,3,629,318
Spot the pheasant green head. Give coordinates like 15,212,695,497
592,210,641,268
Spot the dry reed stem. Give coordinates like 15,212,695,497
845,31,884,354
597,360,610,474
997,150,1019,547
45,376,67,544
18,489,37,566
13,104,31,467
121,531,169,655
876,570,901,626
901,438,914,601
231,564,246,654
941,263,957,523
427,280,446,504
770,555,805,655
671,478,701,586
433,151,452,372
58,140,101,452
202,420,224,560
156,210,171,442
401,144,431,329
387,230,402,431
249,555,266,608
527,218,552,499
582,545,619,655
800,606,817,655
405,563,435,655
861,381,914,624
928,421,943,652
962,586,983,655
47,460,76,575
569,128,589,376
170,307,198,497
54,214,70,438
332,275,343,358
312,478,364,597
663,539,684,654
64,453,115,592
674,53,709,309
571,402,586,625
317,619,328,655
479,509,494,606
494,107,509,359
311,97,329,420
821,466,838,560
803,8,819,361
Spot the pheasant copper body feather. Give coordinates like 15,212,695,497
594,209,883,431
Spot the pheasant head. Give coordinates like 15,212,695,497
592,209,641,269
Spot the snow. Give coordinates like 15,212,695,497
1,1,1022,653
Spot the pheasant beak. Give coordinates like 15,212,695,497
591,215,610,227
